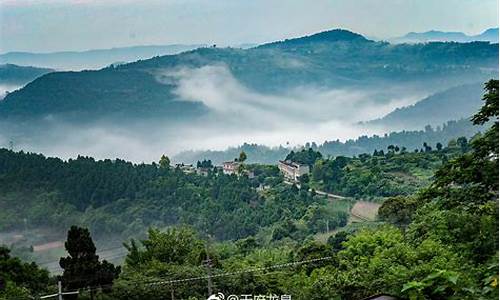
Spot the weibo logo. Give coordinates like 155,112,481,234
207,292,225,300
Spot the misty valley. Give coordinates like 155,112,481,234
0,25,498,300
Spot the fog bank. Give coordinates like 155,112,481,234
0,65,430,162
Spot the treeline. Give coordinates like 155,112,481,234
0,150,347,241
174,118,485,165
2,80,498,300
309,139,467,199
0,151,165,210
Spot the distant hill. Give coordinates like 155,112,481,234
366,83,485,130
0,28,497,121
0,44,205,71
392,28,499,44
259,29,369,48
0,64,54,85
174,118,486,165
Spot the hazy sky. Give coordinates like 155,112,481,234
0,0,498,53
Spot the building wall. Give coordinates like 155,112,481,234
278,161,310,182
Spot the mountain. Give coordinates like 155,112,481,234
366,83,485,130
476,28,500,43
0,64,54,100
0,29,497,121
0,44,205,71
0,64,54,85
392,27,499,44
259,29,369,47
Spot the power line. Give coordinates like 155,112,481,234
38,253,334,298
82,255,334,294
40,281,78,300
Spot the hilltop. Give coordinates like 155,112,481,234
0,64,54,85
392,27,499,43
0,28,497,121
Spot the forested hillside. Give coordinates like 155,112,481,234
0,29,497,120
175,118,485,164
0,149,350,241
2,80,496,300
0,64,53,85
366,83,484,129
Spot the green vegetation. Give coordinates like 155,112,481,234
285,148,322,166
175,118,486,165
1,29,497,120
0,246,50,299
0,149,348,242
91,79,500,299
60,226,120,296
0,80,497,299
310,141,466,199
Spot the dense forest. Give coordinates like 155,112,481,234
309,139,469,199
0,148,351,241
0,80,498,299
0,129,463,238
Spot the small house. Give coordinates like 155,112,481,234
278,160,309,182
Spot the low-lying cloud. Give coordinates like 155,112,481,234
1,65,429,163
165,65,422,126
0,84,21,100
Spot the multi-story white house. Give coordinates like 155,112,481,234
278,160,310,182
222,161,242,175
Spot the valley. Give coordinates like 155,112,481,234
0,6,498,297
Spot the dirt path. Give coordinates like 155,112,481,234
350,201,381,222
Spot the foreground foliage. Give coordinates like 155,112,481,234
54,80,498,300
1,80,497,300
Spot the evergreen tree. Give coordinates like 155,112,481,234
60,226,120,299
159,155,170,169
238,151,247,162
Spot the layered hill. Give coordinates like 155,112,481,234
392,27,499,43
366,83,485,130
0,44,204,71
0,64,54,85
0,29,497,122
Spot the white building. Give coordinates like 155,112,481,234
278,160,310,182
222,161,241,175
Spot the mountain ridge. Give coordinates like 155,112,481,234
366,83,485,130
0,44,206,71
0,64,54,85
1,28,497,121
392,27,499,43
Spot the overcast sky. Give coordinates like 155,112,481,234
0,0,498,53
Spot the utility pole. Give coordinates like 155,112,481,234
40,281,79,300
326,220,330,233
170,284,175,300
203,251,214,296
203,236,214,296
23,218,28,234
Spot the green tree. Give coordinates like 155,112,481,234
59,226,120,299
0,247,49,299
238,151,248,162
456,136,468,153
159,154,171,169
